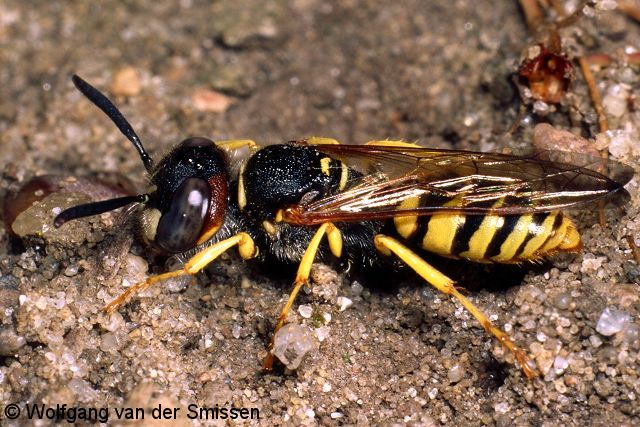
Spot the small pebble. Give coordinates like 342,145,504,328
448,365,464,383
272,323,317,370
111,67,141,97
349,281,364,296
602,84,629,118
494,402,510,414
298,304,313,319
315,326,330,342
192,88,232,113
336,296,353,312
589,335,603,348
427,388,438,399
554,356,569,374
596,307,631,336
553,293,572,310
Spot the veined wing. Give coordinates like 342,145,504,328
282,143,634,225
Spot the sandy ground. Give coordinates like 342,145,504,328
1,1,640,425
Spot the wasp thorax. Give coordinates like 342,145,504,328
242,144,340,216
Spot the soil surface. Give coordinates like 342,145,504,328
1,1,640,426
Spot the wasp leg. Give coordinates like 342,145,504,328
373,234,538,379
264,222,342,369
364,140,422,148
305,137,341,145
103,232,257,314
215,139,260,152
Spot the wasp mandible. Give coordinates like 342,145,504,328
54,75,634,378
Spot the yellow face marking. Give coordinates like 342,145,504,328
238,163,247,210
140,208,161,244
459,215,504,260
517,212,558,259
338,161,349,190
393,197,420,239
491,215,533,262
320,157,331,176
262,220,277,236
275,209,284,223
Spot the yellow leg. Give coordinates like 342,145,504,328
374,234,538,379
264,222,342,369
364,140,422,148
103,233,257,314
306,136,341,145
215,139,260,152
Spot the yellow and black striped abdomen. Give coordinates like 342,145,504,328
393,196,582,263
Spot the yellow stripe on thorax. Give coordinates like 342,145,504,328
320,157,332,176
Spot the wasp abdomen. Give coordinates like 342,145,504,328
394,196,581,263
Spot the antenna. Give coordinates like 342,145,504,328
72,74,154,171
54,194,149,228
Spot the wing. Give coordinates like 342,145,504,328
282,142,634,225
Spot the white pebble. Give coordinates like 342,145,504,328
553,356,569,374
232,324,241,339
427,388,438,399
602,84,628,118
595,0,617,10
448,365,465,383
336,296,353,312
596,307,631,336
536,331,547,342
272,324,317,370
608,129,640,158
494,402,510,414
589,335,603,348
298,304,313,319
322,312,331,324
315,326,330,342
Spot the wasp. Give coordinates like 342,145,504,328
54,75,633,379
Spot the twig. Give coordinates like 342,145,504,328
578,56,609,226
578,57,609,134
626,236,640,264
549,0,567,17
519,0,545,32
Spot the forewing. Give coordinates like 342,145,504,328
283,143,634,225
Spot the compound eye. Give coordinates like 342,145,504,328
155,177,210,253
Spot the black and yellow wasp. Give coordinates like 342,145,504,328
55,75,633,378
